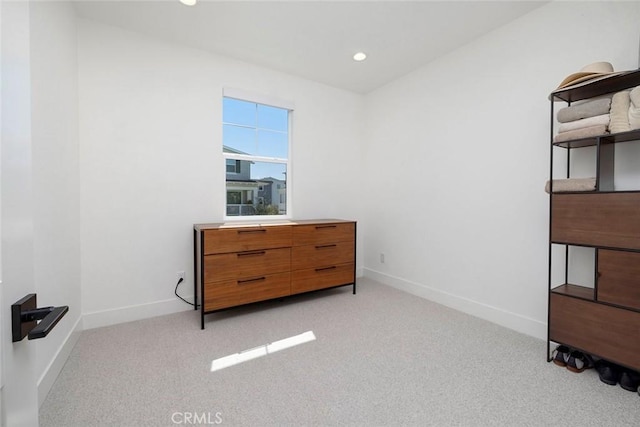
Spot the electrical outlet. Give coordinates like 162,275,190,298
177,271,185,281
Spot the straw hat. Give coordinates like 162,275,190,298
555,62,618,90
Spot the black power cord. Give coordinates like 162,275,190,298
174,277,199,308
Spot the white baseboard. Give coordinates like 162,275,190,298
38,315,83,408
82,296,195,330
363,268,547,341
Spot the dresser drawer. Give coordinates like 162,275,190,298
597,249,640,311
291,241,354,271
292,222,355,246
204,248,291,283
203,272,291,311
204,225,292,255
291,263,354,294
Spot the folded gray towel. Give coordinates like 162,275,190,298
553,124,608,143
544,178,596,194
629,86,640,130
557,114,609,133
557,97,611,123
609,90,631,134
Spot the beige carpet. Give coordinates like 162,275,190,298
40,278,640,426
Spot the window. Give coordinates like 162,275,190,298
226,159,241,174
222,92,291,218
227,191,241,205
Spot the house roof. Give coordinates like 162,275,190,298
223,146,249,155
258,177,284,183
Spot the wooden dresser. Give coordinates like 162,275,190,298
193,219,356,329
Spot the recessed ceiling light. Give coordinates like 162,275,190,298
353,52,367,62
180,0,197,6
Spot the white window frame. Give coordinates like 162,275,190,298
222,88,294,221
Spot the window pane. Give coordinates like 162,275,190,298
225,161,286,216
223,98,256,127
223,124,255,155
258,104,288,132
250,161,286,181
257,130,288,158
227,191,241,204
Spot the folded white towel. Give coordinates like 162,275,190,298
609,90,631,134
557,114,610,133
553,124,607,143
629,86,640,130
557,97,611,123
544,178,596,194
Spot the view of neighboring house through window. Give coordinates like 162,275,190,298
223,95,290,218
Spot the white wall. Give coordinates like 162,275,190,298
77,19,364,327
361,1,640,339
29,1,82,406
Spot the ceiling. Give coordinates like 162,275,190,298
73,1,548,94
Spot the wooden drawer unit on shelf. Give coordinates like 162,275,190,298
549,293,640,370
194,219,356,329
291,222,356,294
551,192,640,250
597,249,640,311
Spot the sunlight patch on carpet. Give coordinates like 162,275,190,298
210,331,316,372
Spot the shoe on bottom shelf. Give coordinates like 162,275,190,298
566,350,593,373
552,345,570,367
595,359,621,386
619,369,640,392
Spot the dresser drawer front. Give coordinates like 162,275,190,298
293,222,355,246
550,293,640,370
204,272,291,311
291,263,354,294
597,249,640,311
291,241,354,271
204,226,292,254
204,248,291,283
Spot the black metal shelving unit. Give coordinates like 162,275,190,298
546,69,640,370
